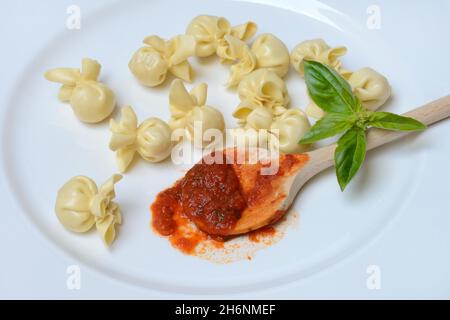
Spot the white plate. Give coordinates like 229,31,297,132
1,0,450,298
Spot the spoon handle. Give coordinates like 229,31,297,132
366,94,450,150
307,95,450,174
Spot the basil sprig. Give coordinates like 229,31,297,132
299,60,426,191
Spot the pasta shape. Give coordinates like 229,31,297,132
185,105,226,144
245,106,273,130
233,69,290,124
251,33,290,78
230,21,258,42
45,58,116,123
306,67,391,119
129,35,196,87
231,108,310,153
348,67,391,110
219,35,256,87
55,174,122,246
168,79,225,146
186,15,231,57
290,39,349,77
222,33,290,87
186,15,257,59
270,109,311,154
109,106,173,172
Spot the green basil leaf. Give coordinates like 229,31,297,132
335,127,367,191
304,60,359,114
368,111,427,131
299,113,356,144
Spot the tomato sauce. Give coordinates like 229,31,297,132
150,150,309,255
151,151,246,253
248,226,276,243
151,185,180,236
151,186,226,254
180,152,247,235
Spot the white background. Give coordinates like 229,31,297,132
0,0,449,299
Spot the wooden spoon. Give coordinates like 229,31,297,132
229,95,450,235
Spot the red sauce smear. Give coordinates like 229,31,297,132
151,184,226,254
152,152,245,237
248,226,276,243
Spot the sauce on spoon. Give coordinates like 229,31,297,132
151,149,309,253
